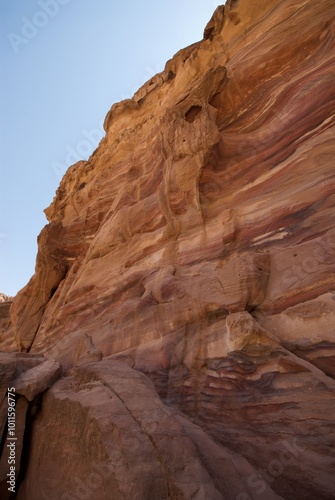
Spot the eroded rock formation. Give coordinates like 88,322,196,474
1,0,335,498
0,353,61,499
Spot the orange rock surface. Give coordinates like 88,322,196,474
1,1,335,498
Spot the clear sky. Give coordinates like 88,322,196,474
0,0,219,297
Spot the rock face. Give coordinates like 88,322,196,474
13,358,62,401
1,0,335,498
0,353,61,500
16,360,284,500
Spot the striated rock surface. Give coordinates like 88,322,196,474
0,353,61,499
13,359,62,401
1,0,335,498
17,360,282,500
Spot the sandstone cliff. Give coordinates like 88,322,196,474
1,1,335,498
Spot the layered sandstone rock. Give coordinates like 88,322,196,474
0,353,61,499
1,0,335,498
16,360,282,500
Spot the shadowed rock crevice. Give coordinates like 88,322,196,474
184,105,202,123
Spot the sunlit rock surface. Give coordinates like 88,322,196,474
1,0,335,498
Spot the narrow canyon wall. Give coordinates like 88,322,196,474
1,1,335,498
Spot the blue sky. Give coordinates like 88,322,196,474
0,0,219,296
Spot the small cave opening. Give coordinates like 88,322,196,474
167,71,176,81
185,105,202,123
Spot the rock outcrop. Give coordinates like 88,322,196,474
0,353,61,500
1,0,335,498
17,360,284,500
